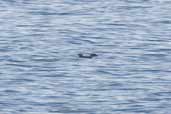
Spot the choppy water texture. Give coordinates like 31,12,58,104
0,0,171,114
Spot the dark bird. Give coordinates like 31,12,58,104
78,53,98,59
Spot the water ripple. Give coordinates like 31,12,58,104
0,0,171,114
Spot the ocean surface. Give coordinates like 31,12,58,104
0,0,171,114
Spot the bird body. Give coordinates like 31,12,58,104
78,53,97,59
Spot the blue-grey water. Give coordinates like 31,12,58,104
0,0,171,114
